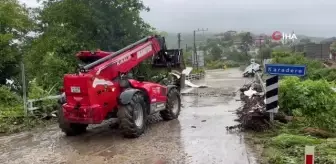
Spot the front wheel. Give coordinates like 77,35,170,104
160,88,181,120
117,92,147,138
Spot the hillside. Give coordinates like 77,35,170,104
164,32,328,48
164,32,215,49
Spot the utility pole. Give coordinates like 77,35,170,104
177,33,181,49
185,44,188,51
255,35,264,65
21,60,27,116
193,28,208,70
193,30,196,68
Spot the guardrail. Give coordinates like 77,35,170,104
186,72,205,81
27,94,63,113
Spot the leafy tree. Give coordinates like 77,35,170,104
156,31,168,37
0,0,32,85
222,31,234,41
27,0,152,91
273,45,292,52
238,32,253,54
259,47,272,59
330,41,336,54
183,50,193,65
209,45,222,60
227,50,250,63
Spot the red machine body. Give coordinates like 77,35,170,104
61,36,175,124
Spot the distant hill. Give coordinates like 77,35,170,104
164,32,215,49
296,35,326,43
163,32,329,49
320,37,336,44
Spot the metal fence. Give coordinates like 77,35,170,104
293,43,331,60
27,95,63,111
186,72,205,81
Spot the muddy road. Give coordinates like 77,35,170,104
0,68,256,164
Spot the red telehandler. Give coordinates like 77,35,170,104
59,35,184,138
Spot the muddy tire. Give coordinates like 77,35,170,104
117,92,147,138
58,107,88,136
160,88,181,120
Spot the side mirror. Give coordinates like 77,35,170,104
137,76,145,82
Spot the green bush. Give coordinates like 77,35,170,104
206,60,241,69
0,86,22,106
279,77,336,132
191,68,205,74
309,68,336,81
224,60,240,67
272,52,324,74
0,82,59,134
206,60,223,69
0,86,24,133
271,52,336,82
271,134,322,148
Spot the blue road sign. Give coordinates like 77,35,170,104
265,64,306,76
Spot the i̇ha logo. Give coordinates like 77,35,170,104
271,31,297,44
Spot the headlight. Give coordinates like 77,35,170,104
119,79,130,88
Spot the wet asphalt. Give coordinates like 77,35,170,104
0,68,257,164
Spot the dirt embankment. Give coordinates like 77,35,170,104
233,82,271,132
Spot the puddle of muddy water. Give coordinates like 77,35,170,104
179,91,257,164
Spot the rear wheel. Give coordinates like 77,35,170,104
118,92,147,138
58,108,88,136
160,88,181,120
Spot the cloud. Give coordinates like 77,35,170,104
18,0,336,37
141,0,336,37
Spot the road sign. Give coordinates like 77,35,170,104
305,146,315,164
266,76,278,114
265,64,306,76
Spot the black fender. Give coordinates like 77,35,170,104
118,88,141,105
167,85,179,94
118,88,151,115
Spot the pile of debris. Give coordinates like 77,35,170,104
235,82,271,132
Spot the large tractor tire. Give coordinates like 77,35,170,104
117,92,147,138
58,107,88,136
160,88,181,120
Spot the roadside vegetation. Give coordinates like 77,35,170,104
246,52,336,164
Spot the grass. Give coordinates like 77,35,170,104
0,104,57,135
0,117,56,135
245,121,336,164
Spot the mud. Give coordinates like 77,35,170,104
0,68,257,164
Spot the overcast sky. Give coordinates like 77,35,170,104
19,0,336,37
